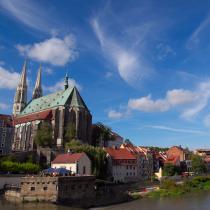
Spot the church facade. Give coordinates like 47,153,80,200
12,61,92,152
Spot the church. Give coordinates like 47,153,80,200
12,61,92,152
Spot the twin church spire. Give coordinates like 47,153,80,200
13,60,70,116
32,64,43,99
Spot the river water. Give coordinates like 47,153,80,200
1,191,210,210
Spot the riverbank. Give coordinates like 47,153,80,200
146,176,210,198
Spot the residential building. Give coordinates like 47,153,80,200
165,146,192,171
120,144,154,180
0,114,14,155
12,60,92,153
51,152,91,175
105,147,138,183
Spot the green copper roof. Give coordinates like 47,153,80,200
19,86,88,116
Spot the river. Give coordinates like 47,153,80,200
1,191,210,210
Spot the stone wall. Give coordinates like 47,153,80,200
6,176,96,207
0,175,23,190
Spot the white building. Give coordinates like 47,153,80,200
51,152,91,175
106,148,138,183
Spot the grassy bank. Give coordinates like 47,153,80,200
147,176,210,198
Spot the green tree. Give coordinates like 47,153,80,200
34,122,53,147
163,163,181,176
91,123,115,147
65,140,107,179
191,155,207,174
65,122,76,142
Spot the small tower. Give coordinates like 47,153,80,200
13,60,28,116
64,73,69,90
32,64,43,99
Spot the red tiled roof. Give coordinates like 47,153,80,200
106,148,136,160
165,155,180,165
13,110,52,125
51,153,85,164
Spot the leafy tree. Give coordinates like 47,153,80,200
65,122,76,142
163,163,181,176
91,123,115,147
191,155,207,174
65,140,107,178
34,122,53,147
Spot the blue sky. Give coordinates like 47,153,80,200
1,0,210,149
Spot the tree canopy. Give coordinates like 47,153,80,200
65,140,107,179
34,122,53,147
163,163,181,176
191,155,207,174
91,122,115,147
64,122,76,142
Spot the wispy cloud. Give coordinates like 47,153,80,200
186,15,210,49
90,18,153,87
16,35,78,66
0,0,57,34
145,125,208,135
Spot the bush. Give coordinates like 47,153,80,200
0,160,40,174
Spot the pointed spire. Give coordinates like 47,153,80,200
13,59,28,115
32,64,43,99
64,73,69,90
20,59,27,87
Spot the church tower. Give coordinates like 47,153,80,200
32,64,43,99
13,60,28,116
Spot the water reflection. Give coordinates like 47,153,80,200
2,191,210,210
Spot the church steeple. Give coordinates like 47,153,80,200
32,64,43,99
13,60,28,116
64,73,69,90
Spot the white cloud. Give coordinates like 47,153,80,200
0,66,20,89
0,0,56,34
125,79,210,121
147,125,208,135
16,35,78,66
0,102,10,110
128,95,169,112
181,80,210,119
91,18,152,86
108,110,123,119
128,89,197,112
44,78,82,93
166,89,197,106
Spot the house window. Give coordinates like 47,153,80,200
31,187,35,191
43,186,48,191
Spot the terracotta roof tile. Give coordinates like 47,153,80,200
105,148,136,160
52,153,85,164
